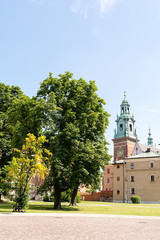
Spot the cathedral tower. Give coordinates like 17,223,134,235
147,127,153,147
113,92,138,162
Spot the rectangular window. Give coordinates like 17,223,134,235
117,177,120,181
120,124,123,131
117,165,120,169
131,188,135,194
107,168,110,174
150,162,154,168
150,175,155,182
107,178,110,184
130,176,134,182
131,163,134,169
117,190,120,194
130,124,132,131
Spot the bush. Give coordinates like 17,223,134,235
61,191,71,202
77,192,81,203
131,195,141,204
50,196,54,202
43,194,50,202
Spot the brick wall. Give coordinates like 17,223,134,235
81,190,113,201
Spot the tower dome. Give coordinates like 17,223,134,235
114,92,137,139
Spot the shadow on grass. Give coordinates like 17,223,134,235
0,204,13,209
28,204,80,212
0,202,80,212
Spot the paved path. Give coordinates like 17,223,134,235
1,213,160,240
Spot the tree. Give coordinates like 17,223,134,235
0,83,23,200
7,95,46,148
5,133,52,211
37,72,110,209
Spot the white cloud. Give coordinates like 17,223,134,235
99,0,118,12
70,0,119,17
70,0,91,18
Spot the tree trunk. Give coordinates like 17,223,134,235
70,187,78,206
54,185,61,210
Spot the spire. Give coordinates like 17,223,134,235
120,91,130,115
147,126,153,147
114,93,137,139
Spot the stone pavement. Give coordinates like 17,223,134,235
0,213,160,240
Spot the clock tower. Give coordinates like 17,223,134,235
113,92,138,162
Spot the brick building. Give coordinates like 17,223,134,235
103,92,160,203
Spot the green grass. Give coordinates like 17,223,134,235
1,201,160,216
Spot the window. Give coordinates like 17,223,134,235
130,176,134,182
107,178,110,184
117,190,120,194
120,124,123,131
107,168,110,174
117,177,120,181
131,188,135,194
131,163,134,169
150,175,155,182
117,165,120,169
130,124,132,131
150,162,154,168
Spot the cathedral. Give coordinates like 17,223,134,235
103,93,160,203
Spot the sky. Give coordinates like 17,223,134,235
1,0,160,157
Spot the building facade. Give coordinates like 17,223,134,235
104,93,160,203
113,151,160,202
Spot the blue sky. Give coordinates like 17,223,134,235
1,0,160,156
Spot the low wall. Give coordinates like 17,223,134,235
81,190,113,201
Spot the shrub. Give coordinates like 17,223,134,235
43,194,50,202
61,191,71,202
131,195,141,204
77,192,81,203
50,196,54,202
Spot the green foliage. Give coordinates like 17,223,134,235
77,192,81,203
131,196,141,204
0,83,23,166
5,134,52,211
0,83,24,200
61,190,71,202
8,96,46,148
37,72,111,209
43,194,50,202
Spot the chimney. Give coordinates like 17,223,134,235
146,148,151,152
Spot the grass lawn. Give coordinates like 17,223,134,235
0,201,160,216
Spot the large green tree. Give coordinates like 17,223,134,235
0,83,23,200
8,95,46,148
37,72,110,209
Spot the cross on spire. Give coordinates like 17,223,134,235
124,91,126,99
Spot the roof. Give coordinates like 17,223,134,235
138,143,160,153
127,151,160,159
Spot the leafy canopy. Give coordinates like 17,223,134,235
5,133,52,211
